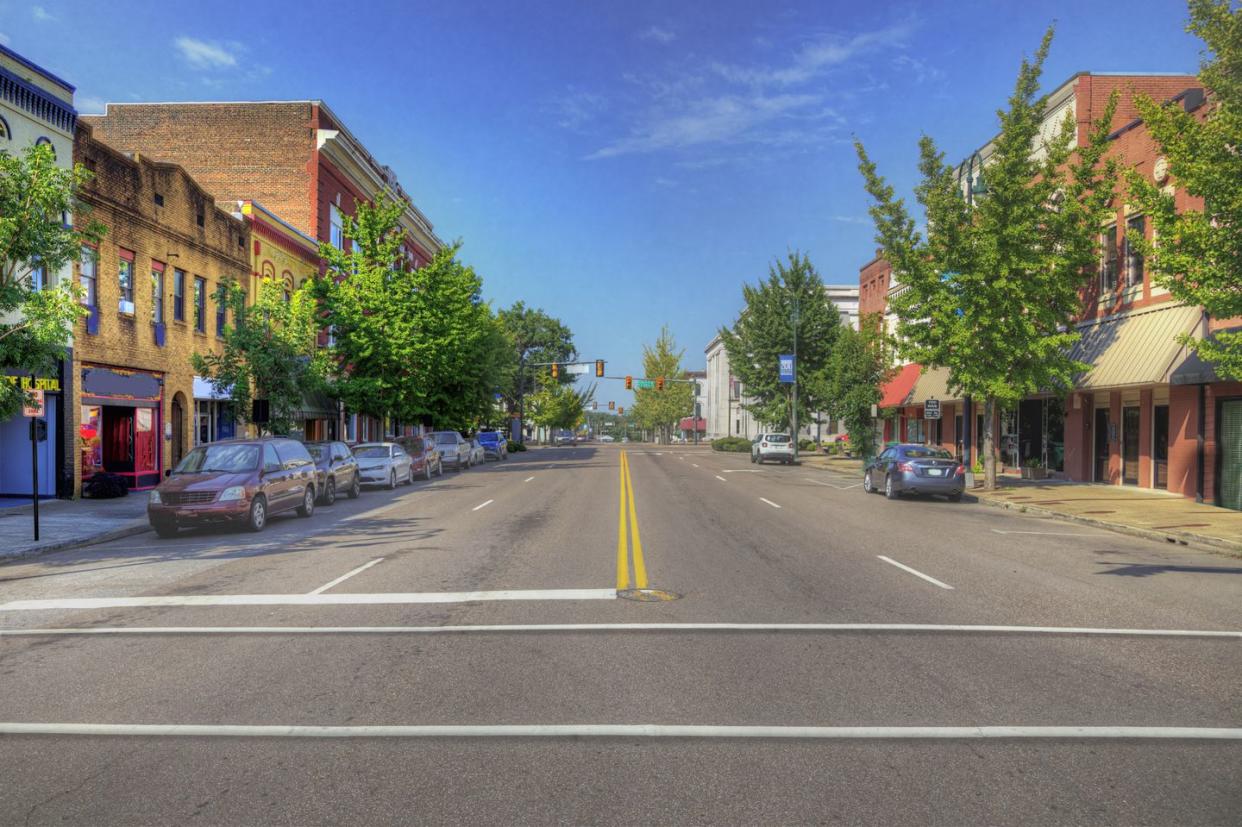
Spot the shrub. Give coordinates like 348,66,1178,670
711,436,751,452
798,439,817,452
507,440,527,452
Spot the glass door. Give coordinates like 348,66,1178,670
1122,406,1140,485
1153,405,1169,489
1219,400,1242,511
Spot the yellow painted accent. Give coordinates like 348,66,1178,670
623,451,648,589
616,450,629,591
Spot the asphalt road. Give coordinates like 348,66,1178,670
0,444,1239,825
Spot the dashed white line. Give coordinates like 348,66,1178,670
1,723,1236,741
715,475,727,482
472,499,494,511
759,497,782,509
691,463,700,468
990,529,1100,536
523,476,535,483
309,558,384,595
877,556,954,590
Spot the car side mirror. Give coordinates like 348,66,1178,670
263,463,280,475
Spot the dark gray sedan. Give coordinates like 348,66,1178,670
305,440,362,505
863,444,965,501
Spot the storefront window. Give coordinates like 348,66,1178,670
906,418,925,443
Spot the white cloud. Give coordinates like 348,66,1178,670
549,89,607,130
31,5,58,22
829,215,871,225
892,54,944,86
712,19,916,87
639,26,676,44
174,36,239,70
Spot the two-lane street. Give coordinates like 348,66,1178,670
0,445,1238,824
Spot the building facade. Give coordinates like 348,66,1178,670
704,334,759,440
0,45,78,499
73,124,250,493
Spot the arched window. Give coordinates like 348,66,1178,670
282,271,293,303
0,116,10,141
260,261,276,281
35,136,55,160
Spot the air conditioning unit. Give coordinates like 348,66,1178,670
118,299,135,315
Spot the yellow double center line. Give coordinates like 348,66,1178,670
616,451,648,591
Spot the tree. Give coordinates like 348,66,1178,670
820,318,894,459
193,278,326,436
719,252,841,431
497,301,575,427
855,26,1119,489
527,373,593,436
0,142,104,419
1127,0,1242,380
629,326,693,443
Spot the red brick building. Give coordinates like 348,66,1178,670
82,101,444,442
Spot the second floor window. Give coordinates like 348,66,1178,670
118,250,135,312
216,287,226,336
173,269,186,321
151,264,164,324
80,246,97,307
330,204,344,249
1100,225,1118,293
193,276,206,333
1125,215,1146,289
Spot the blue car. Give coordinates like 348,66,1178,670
863,444,965,502
477,431,507,461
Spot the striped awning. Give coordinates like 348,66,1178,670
1069,303,1203,390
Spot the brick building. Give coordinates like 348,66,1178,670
73,123,250,494
82,100,444,440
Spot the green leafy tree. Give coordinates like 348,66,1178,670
497,301,575,428
855,26,1118,489
527,373,593,435
0,142,104,418
193,277,326,436
719,252,841,431
629,325,693,443
820,317,894,459
1127,0,1242,380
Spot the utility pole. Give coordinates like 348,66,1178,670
791,294,800,463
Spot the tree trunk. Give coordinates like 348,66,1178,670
983,396,997,490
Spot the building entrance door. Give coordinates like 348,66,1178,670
1219,399,1242,511
1122,406,1140,485
1153,404,1169,489
1094,408,1110,482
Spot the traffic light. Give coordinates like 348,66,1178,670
618,406,624,415
656,376,665,391
551,363,559,378
625,375,632,390
595,359,605,377
608,401,615,410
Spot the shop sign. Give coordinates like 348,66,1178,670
3,374,61,392
924,399,941,420
23,389,44,418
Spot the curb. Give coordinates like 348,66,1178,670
0,522,152,563
975,496,1242,558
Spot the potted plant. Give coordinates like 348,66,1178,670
1021,457,1048,480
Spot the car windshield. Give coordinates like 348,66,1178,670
435,433,457,444
905,448,953,459
766,434,791,443
353,445,390,459
174,444,260,474
306,444,328,462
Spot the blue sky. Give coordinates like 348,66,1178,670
1,0,1206,406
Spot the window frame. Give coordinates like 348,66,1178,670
193,275,206,333
79,245,98,307
1124,215,1146,289
1099,224,1119,293
173,269,186,322
329,204,344,250
118,249,136,313
215,283,227,336
151,261,165,324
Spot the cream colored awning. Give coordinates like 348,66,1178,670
1070,303,1203,390
909,366,958,404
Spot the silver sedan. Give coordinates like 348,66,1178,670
352,442,414,489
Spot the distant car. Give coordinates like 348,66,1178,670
599,435,615,443
467,437,486,466
395,434,443,480
354,442,414,489
555,434,576,446
751,433,794,465
477,431,507,461
306,440,361,504
863,444,964,502
148,437,317,536
433,430,471,470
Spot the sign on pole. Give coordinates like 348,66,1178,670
924,399,941,420
23,389,44,418
635,379,655,390
778,354,795,384
566,363,590,375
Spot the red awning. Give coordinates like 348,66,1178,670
679,417,707,432
879,364,921,408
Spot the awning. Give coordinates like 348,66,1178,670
679,416,707,432
1069,303,1203,390
192,376,232,401
296,390,338,421
1170,325,1241,385
879,363,921,408
909,366,957,405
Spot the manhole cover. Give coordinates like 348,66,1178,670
618,588,682,602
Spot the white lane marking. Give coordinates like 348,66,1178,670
806,477,863,490
715,475,727,482
472,499,494,511
0,589,618,611
877,556,954,590
309,558,384,595
691,463,700,468
2,723,1237,741
990,529,1101,536
722,469,764,473
523,476,535,483
759,497,782,509
8,623,1239,638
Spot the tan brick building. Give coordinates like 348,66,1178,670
72,123,250,494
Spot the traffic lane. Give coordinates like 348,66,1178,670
3,738,1237,826
678,451,1242,629
2,630,1237,728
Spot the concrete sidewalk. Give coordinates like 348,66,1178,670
0,494,150,561
977,480,1242,555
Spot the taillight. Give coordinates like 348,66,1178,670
955,465,965,476
898,461,915,473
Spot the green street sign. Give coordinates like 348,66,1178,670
634,379,655,389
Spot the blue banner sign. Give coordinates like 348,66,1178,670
778,354,795,384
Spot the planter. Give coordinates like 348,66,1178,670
1020,466,1049,480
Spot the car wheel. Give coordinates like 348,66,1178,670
404,466,414,485
425,462,432,480
750,452,756,463
347,475,360,499
437,461,444,477
863,471,874,494
152,520,178,539
885,474,900,500
247,495,267,532
387,470,397,490
297,486,315,517
948,493,963,503
323,477,336,506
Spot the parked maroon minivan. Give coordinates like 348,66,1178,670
148,438,318,537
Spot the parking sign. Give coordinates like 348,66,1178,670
924,399,941,420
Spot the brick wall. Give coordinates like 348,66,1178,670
858,254,890,320
82,103,317,237
73,124,250,494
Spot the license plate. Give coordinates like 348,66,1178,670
928,468,943,476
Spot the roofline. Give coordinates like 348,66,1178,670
0,42,75,93
239,199,320,253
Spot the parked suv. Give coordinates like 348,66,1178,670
148,437,317,537
477,431,507,461
306,440,361,505
433,430,471,470
751,433,794,465
395,434,444,480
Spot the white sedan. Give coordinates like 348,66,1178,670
353,442,413,489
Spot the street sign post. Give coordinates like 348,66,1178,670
924,399,941,420
635,379,655,390
24,387,44,541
